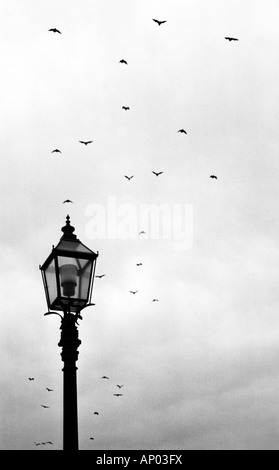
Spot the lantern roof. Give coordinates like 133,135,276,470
40,216,98,272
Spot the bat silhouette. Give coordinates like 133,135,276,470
129,290,138,295
63,199,73,204
28,378,34,381
177,129,187,134
102,376,109,379
225,37,239,42
124,175,134,180
113,394,123,397
34,442,41,446
94,412,99,415
96,274,106,278
152,299,159,302
41,405,50,409
153,19,167,26
46,442,53,445
119,59,128,64
136,263,142,266
117,385,124,389
79,140,93,145
139,231,146,235
122,106,130,111
90,437,95,440
210,175,218,180
46,388,54,392
152,171,163,177
52,149,61,153
49,28,62,34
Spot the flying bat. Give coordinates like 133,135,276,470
90,437,95,440
96,274,106,278
41,405,50,409
34,442,41,446
122,106,130,111
119,59,128,64
102,376,109,379
153,19,167,26
52,149,61,153
210,175,218,180
113,394,123,397
136,263,142,266
46,388,54,392
94,412,99,415
28,378,34,381
49,28,62,34
225,37,239,42
177,129,187,134
46,442,53,445
79,140,93,145
129,290,138,295
63,199,73,204
152,299,159,302
124,175,134,180
116,385,124,389
152,171,163,177
139,231,146,235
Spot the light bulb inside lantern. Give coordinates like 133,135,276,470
60,264,78,297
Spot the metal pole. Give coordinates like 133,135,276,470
58,314,81,451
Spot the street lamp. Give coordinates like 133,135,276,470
40,215,98,450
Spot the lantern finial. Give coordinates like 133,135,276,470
61,215,77,240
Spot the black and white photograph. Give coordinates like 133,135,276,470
1,0,279,451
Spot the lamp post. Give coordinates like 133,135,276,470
40,215,98,451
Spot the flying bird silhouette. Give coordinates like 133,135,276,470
116,385,124,389
136,263,142,266
90,437,95,440
102,376,109,379
124,175,134,180
122,106,130,111
119,59,128,64
210,175,218,180
41,405,50,409
28,378,34,381
63,199,73,204
129,290,138,295
152,299,159,302
114,394,123,397
225,37,239,41
52,149,61,153
34,442,41,446
79,140,93,145
139,231,146,235
46,442,53,445
49,28,62,34
153,19,167,26
152,171,163,177
96,274,106,278
94,412,99,415
46,388,54,392
177,129,187,134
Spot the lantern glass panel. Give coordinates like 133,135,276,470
77,259,93,299
57,255,93,303
44,258,58,306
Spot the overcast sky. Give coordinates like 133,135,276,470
1,0,279,450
